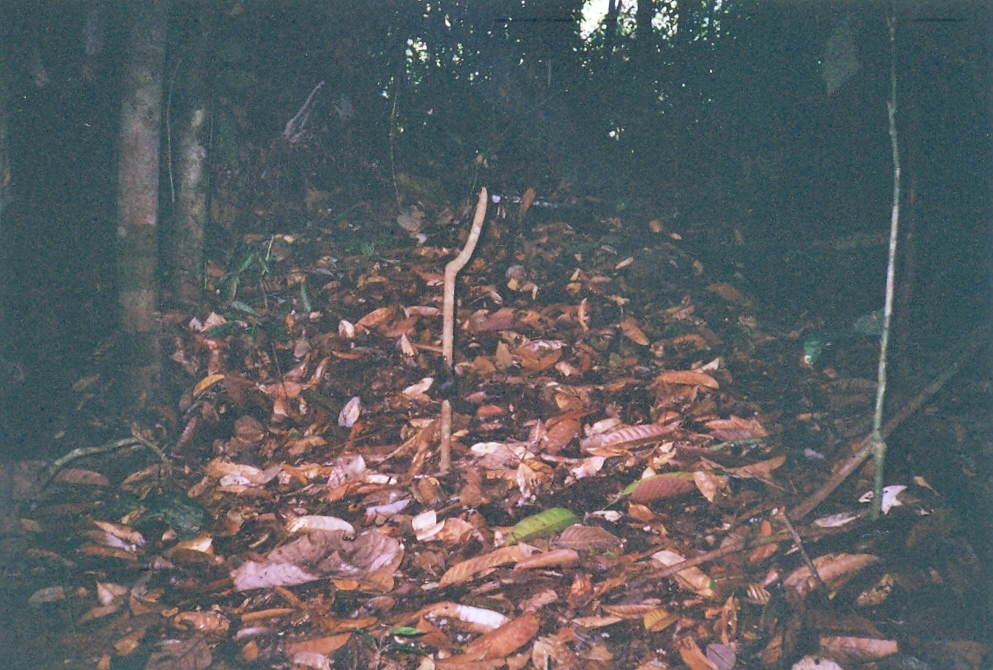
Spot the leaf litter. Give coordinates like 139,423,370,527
3,193,989,670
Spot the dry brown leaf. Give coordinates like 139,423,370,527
145,636,211,670
463,611,540,660
652,549,716,598
748,519,779,564
629,473,697,503
193,373,225,398
693,470,729,502
439,545,523,588
581,420,681,452
704,415,768,441
620,317,650,345
54,468,110,487
818,636,898,664
602,603,655,620
356,306,394,328
706,282,749,305
855,574,895,607
678,636,719,670
172,611,231,635
643,607,679,632
727,455,784,481
284,632,352,657
542,415,582,454
654,369,720,389
784,553,880,597
514,548,579,571
555,525,622,551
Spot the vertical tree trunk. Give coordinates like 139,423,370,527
0,15,14,403
171,16,211,305
116,0,169,408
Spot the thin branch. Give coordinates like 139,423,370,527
438,188,488,472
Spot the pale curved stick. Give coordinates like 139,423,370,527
439,187,488,472
443,187,488,367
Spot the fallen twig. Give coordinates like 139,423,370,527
439,187,488,472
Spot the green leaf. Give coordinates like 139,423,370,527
508,507,578,545
228,300,257,315
299,281,312,312
389,627,424,637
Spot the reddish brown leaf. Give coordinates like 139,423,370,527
654,369,720,389
629,473,697,503
463,611,540,660
438,546,523,588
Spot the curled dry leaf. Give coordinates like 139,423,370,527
338,396,362,427
193,373,225,398
643,607,679,632
426,602,509,633
462,610,540,660
286,515,355,535
514,548,579,571
356,306,394,329
205,458,273,486
783,553,880,598
678,635,720,670
693,470,729,502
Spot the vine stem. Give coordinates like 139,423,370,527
870,9,900,519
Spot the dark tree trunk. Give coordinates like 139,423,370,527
116,0,169,408
0,13,14,408
171,14,211,305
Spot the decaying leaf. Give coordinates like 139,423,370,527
643,607,679,632
145,636,211,670
652,549,716,598
783,553,880,598
855,574,895,607
231,529,403,591
172,611,231,635
818,636,898,664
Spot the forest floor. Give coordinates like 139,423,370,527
0,189,989,670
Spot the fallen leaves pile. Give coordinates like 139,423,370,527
10,200,990,669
